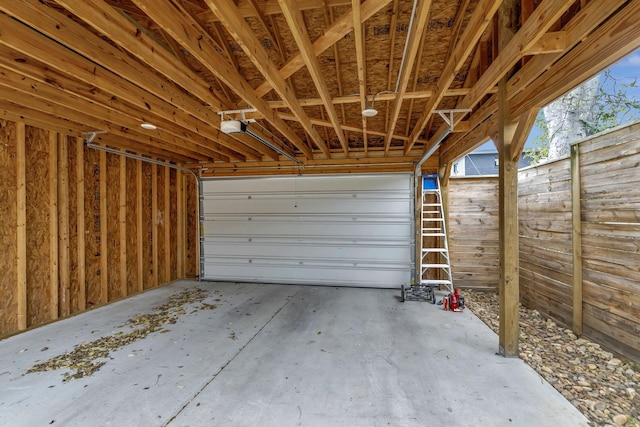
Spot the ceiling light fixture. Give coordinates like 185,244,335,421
141,122,157,130
362,91,395,117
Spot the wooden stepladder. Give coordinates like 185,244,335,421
402,174,453,302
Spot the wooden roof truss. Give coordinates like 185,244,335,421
0,0,638,176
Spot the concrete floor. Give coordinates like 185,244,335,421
0,281,588,427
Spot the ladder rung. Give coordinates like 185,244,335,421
422,218,444,221
422,233,446,237
420,280,452,285
423,210,441,214
422,248,447,253
422,203,442,207
422,263,451,269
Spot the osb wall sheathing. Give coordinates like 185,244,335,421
125,157,139,295
25,126,52,327
0,119,195,337
170,169,178,281
67,136,81,314
84,145,102,308
157,166,168,284
142,161,154,290
106,152,122,300
185,173,198,278
0,120,18,333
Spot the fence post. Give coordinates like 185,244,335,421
570,143,583,335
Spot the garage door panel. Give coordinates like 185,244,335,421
202,241,412,261
202,262,409,287
200,174,414,288
202,221,412,238
201,197,409,215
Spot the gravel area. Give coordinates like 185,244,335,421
463,290,639,427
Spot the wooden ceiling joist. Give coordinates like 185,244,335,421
278,0,349,155
131,0,312,159
383,0,432,154
511,0,640,117
440,0,630,164
0,0,634,171
206,0,331,158
405,0,503,155
253,0,392,98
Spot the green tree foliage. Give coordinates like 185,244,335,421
524,70,640,164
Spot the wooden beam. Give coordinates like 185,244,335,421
511,0,640,117
49,131,59,320
164,167,171,283
384,0,400,140
50,0,229,111
384,0,432,153
277,113,430,144
206,0,330,158
99,150,108,304
279,0,349,155
0,4,257,161
245,0,286,64
352,0,368,153
265,89,476,109
523,31,568,55
119,155,128,297
510,108,539,161
442,116,497,165
254,0,392,97
131,0,306,159
58,134,71,318
440,0,620,163
76,137,86,311
151,163,159,288
196,0,352,20
423,0,575,155
0,74,227,162
16,122,27,330
0,93,198,164
136,160,144,293
571,143,583,335
405,0,503,154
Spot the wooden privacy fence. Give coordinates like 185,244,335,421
0,120,198,337
448,121,640,363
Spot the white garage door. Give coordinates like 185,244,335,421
200,174,414,288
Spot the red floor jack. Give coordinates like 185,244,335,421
443,288,465,312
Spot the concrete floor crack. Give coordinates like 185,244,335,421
163,286,304,426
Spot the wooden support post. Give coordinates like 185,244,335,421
76,138,86,311
164,167,171,283
58,134,70,318
49,132,59,320
99,150,108,303
16,122,27,331
438,157,452,279
195,176,200,280
119,155,127,297
177,170,185,278
571,144,583,335
151,163,158,288
497,0,520,358
136,159,144,292
498,78,520,357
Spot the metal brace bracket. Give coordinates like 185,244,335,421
217,108,257,122
434,109,472,131
81,130,107,144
